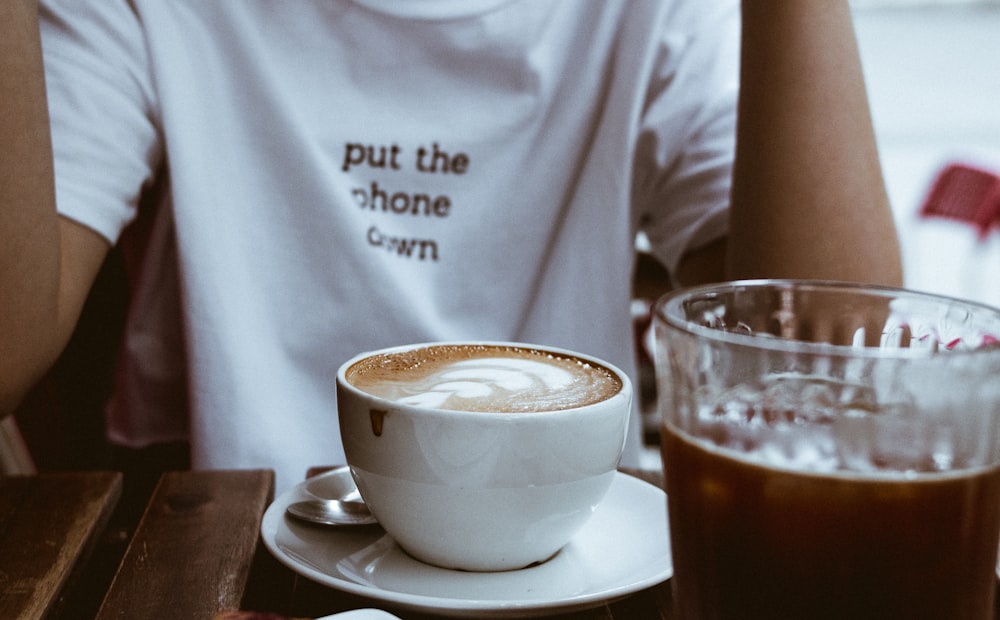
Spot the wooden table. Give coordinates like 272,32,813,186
0,468,674,619
0,472,121,619
3,467,999,620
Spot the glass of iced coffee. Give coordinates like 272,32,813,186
652,280,1000,619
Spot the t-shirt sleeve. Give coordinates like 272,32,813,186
40,0,162,244
632,0,739,282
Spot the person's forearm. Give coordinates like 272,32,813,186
0,0,65,415
728,1,902,285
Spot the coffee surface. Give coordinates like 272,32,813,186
346,344,621,412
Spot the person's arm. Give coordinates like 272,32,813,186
0,0,109,416
729,0,902,284
676,0,902,287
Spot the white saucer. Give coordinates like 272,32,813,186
261,470,672,618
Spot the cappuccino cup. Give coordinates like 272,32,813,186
336,342,632,572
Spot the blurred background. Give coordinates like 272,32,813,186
852,0,1000,308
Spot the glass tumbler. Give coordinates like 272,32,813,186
653,280,1000,620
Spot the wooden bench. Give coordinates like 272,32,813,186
0,471,122,619
94,469,274,618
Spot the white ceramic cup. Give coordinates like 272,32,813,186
336,341,632,572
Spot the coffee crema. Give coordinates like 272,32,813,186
346,344,621,412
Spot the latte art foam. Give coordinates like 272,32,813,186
346,345,621,412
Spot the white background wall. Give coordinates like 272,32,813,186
853,3,1000,307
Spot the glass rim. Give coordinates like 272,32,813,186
653,279,1000,360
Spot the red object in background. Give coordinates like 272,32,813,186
920,163,1000,238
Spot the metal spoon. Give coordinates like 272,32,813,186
286,497,378,526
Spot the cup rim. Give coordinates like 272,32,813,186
654,279,1000,360
335,340,632,416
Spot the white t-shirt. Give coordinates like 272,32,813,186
40,0,738,492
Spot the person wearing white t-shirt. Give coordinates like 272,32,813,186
0,1,901,493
